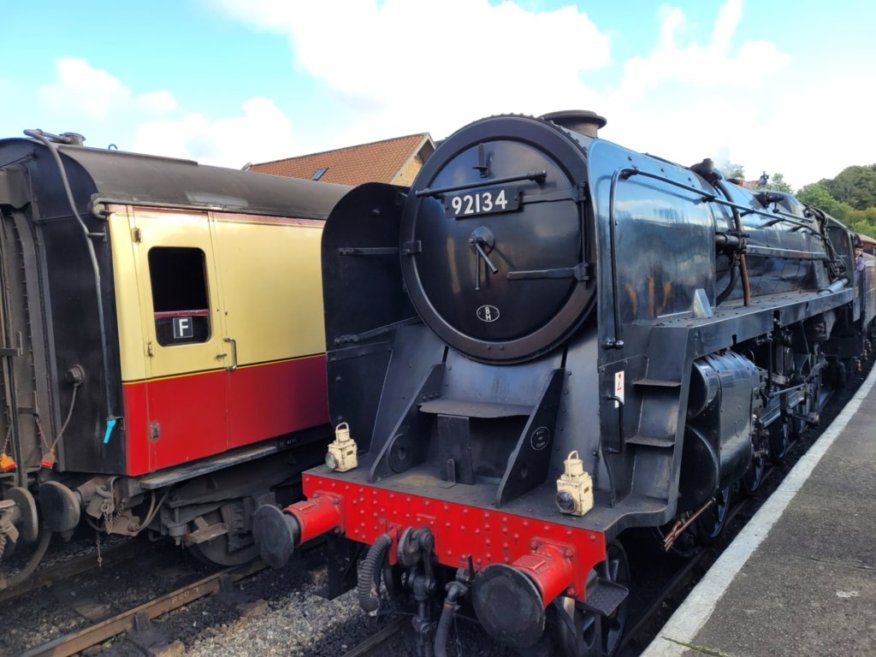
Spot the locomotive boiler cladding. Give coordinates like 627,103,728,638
254,111,876,657
0,129,350,583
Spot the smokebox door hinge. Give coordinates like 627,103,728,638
401,240,422,255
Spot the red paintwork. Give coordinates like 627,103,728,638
153,309,210,319
123,355,328,475
285,493,344,543
227,355,327,449
299,474,607,604
512,543,576,606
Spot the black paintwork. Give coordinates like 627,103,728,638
319,114,861,540
400,116,596,363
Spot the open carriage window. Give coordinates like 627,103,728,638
148,247,211,346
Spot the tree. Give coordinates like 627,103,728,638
764,172,792,193
796,183,852,222
821,164,876,210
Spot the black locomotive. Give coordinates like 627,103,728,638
255,111,876,656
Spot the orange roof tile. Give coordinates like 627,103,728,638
250,133,433,186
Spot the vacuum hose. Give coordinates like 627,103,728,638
434,580,469,657
358,532,392,613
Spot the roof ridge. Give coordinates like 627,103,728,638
253,132,430,168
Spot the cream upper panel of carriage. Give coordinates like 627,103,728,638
108,205,326,382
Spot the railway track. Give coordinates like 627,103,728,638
341,617,410,657
0,539,142,605
20,560,267,657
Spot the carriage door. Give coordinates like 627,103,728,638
130,209,229,469
210,213,329,450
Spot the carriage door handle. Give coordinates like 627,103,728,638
223,337,238,371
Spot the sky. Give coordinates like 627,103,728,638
1,0,874,189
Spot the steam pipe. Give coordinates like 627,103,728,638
716,180,752,306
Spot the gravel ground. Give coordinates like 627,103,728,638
151,550,511,657
0,536,211,656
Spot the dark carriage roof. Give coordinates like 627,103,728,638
0,137,351,220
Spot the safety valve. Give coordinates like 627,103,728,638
555,450,593,516
325,422,358,472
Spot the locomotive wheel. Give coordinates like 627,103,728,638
742,449,766,496
768,419,791,463
833,361,849,390
696,487,731,544
529,542,630,657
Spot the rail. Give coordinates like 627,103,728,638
20,560,266,657
340,617,409,657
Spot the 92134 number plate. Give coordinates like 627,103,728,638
444,186,521,219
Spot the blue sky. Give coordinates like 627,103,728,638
1,0,874,187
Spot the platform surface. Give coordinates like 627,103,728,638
642,368,876,657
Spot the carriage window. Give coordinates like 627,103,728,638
148,247,211,346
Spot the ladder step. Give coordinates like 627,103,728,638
419,399,532,419
580,578,629,617
626,434,675,448
633,378,682,388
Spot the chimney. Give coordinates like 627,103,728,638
540,110,607,137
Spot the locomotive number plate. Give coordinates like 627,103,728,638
445,185,521,219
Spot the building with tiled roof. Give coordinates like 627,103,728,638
249,133,435,186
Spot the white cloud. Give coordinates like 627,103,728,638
616,0,790,102
212,0,611,141
34,56,296,169
29,3,871,186
132,96,297,167
136,90,178,113
595,0,873,188
208,0,829,181
39,57,132,119
38,57,177,120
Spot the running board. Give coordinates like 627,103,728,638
139,428,327,490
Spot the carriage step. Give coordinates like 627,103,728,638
581,578,629,617
418,399,532,419
626,434,675,448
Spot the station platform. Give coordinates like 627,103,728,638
642,368,876,657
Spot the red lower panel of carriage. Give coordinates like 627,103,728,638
124,354,328,475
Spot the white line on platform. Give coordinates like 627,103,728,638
640,365,876,657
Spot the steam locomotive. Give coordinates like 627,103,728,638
254,111,876,656
0,130,347,581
